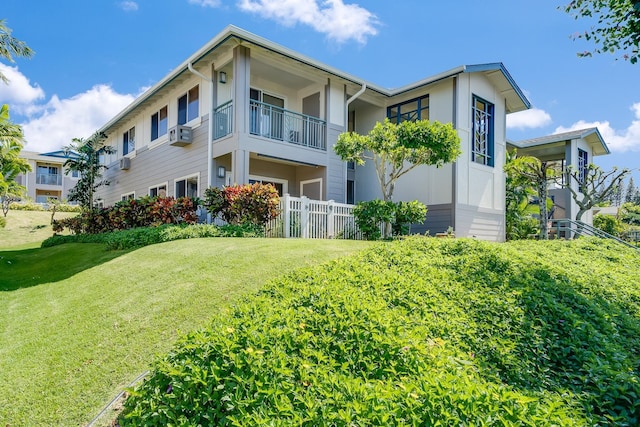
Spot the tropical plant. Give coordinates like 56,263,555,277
63,132,115,210
504,149,539,240
0,19,34,83
563,0,640,63
334,118,460,237
203,183,280,226
0,104,31,217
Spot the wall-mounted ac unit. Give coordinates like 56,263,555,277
169,125,193,147
119,157,131,170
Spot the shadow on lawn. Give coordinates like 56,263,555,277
0,243,130,291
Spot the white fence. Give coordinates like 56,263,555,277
265,194,365,239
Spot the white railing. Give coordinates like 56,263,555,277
265,195,363,239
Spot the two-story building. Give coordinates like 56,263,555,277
15,150,80,203
95,25,531,241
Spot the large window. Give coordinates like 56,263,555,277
175,175,198,198
178,85,199,125
123,127,135,155
151,106,168,141
387,95,429,124
471,95,494,167
578,149,588,183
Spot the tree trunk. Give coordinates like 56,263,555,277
538,181,549,240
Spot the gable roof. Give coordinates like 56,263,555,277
99,25,530,133
509,127,610,156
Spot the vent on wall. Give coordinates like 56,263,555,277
169,125,193,146
119,157,131,170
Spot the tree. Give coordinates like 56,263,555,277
0,104,31,217
63,132,115,210
563,0,640,64
565,164,630,221
0,19,34,83
504,153,558,240
625,176,639,203
334,118,461,237
504,150,539,240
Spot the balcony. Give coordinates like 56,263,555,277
36,173,62,185
213,100,327,151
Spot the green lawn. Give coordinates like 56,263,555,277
0,235,372,426
0,210,76,250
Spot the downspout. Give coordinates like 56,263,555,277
187,62,214,192
345,83,366,118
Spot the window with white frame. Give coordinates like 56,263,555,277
151,106,168,141
471,95,494,167
175,175,198,198
578,149,588,183
387,95,429,124
249,175,287,197
149,184,167,198
123,126,135,155
121,192,135,201
178,85,199,125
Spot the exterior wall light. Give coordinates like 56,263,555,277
217,166,226,178
219,71,227,84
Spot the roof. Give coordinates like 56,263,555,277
20,150,80,161
509,127,610,156
99,25,531,134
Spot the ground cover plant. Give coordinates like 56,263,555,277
119,237,640,426
0,237,372,426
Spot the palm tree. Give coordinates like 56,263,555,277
0,19,34,83
0,104,30,216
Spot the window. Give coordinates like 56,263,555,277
151,106,168,141
123,127,135,155
175,175,198,198
71,170,80,178
178,85,199,125
578,149,588,183
250,88,285,139
471,95,494,167
387,95,429,124
346,179,355,204
121,192,135,201
149,184,167,197
347,161,355,170
249,175,288,197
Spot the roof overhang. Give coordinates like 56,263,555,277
509,127,610,157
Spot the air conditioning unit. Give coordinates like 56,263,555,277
119,157,131,170
169,125,193,146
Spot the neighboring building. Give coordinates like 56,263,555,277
95,25,531,241
15,150,80,203
508,127,610,226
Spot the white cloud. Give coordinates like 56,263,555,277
0,64,45,109
188,0,221,7
21,85,135,153
119,1,139,11
506,107,552,130
237,0,379,44
554,103,640,153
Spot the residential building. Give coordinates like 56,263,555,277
15,150,80,203
95,25,531,241
508,127,610,225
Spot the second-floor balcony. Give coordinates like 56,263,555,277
36,173,62,186
213,100,326,151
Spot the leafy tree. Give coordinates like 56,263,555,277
625,176,639,203
63,132,115,210
504,150,539,240
504,153,559,240
565,164,630,221
0,104,31,217
334,118,461,237
0,19,34,83
563,0,640,63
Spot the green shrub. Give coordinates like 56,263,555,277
353,200,427,240
593,213,624,236
9,201,45,211
119,237,640,425
203,184,280,226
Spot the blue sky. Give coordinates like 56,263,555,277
1,0,639,182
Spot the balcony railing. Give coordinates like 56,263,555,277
36,173,62,185
213,100,233,140
250,101,326,150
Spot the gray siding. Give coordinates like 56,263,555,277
98,117,210,205
326,123,346,202
455,204,505,242
411,203,454,235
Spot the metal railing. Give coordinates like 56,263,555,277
551,218,638,249
249,101,326,150
36,173,62,185
213,100,233,140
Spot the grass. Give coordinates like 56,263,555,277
0,215,373,426
0,210,75,250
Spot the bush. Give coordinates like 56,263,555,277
203,184,279,226
9,201,45,211
593,213,624,236
353,199,427,240
0,216,5,228
119,238,640,425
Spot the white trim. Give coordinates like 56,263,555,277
249,174,288,195
300,178,323,200
121,191,136,201
174,172,200,198
148,182,169,197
